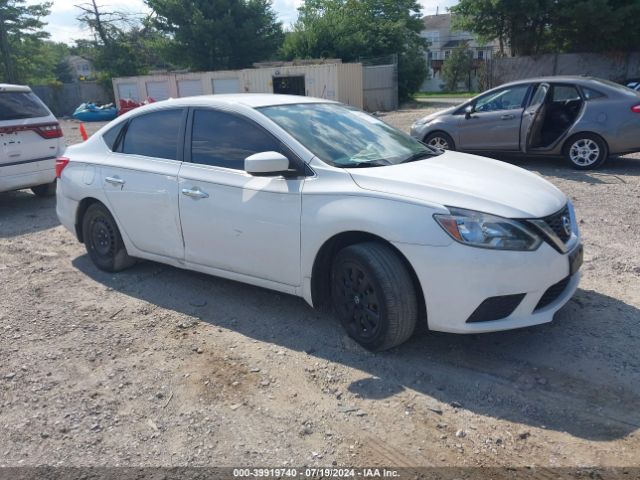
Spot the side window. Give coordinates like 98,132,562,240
102,122,126,151
191,109,285,170
552,85,581,102
475,85,529,112
582,87,605,100
121,109,184,160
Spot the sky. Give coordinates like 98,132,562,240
35,0,459,44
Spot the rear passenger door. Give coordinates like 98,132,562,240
178,108,303,286
101,108,186,260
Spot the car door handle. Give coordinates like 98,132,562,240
181,187,209,199
105,176,125,186
501,114,515,120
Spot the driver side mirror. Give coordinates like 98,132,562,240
244,151,291,176
464,104,475,119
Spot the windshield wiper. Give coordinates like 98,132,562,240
400,150,441,164
342,160,390,168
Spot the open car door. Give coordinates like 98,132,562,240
520,83,550,153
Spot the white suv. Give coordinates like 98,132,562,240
56,95,583,351
0,84,64,196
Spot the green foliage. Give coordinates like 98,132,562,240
0,0,51,84
280,0,428,99
451,0,640,55
441,48,474,92
551,0,640,52
74,2,173,91
145,0,284,70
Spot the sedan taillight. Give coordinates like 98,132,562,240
632,104,640,113
55,157,70,178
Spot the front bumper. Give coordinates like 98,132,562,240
393,240,581,334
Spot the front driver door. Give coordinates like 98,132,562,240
457,84,531,151
520,83,550,152
178,108,303,287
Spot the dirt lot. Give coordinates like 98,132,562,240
1,113,639,469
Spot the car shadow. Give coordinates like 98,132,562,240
72,254,640,442
487,153,640,184
0,190,60,238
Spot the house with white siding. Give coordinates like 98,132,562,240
420,13,503,91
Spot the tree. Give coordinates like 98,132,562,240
451,0,640,56
451,0,554,57
145,0,283,70
0,0,51,83
281,0,428,99
441,48,474,91
551,0,640,52
75,1,165,79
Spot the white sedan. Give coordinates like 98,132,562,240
56,94,583,351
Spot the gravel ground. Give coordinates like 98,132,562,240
0,113,639,469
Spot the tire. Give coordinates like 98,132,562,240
424,131,455,151
331,242,418,351
563,133,608,170
31,181,56,197
81,203,135,272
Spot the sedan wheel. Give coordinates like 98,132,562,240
82,203,136,272
331,242,418,351
564,133,608,170
424,132,455,151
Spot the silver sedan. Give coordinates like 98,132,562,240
410,76,640,169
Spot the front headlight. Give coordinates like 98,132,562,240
434,207,542,251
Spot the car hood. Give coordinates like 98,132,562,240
348,151,567,219
415,105,457,124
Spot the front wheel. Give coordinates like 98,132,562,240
82,203,135,272
424,131,455,151
331,242,418,351
563,133,608,170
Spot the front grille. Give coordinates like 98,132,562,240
535,276,571,311
541,205,571,243
466,293,525,323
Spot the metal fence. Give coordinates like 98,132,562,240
361,54,398,112
488,52,640,88
31,82,111,117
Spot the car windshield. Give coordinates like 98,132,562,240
258,103,441,168
0,91,51,121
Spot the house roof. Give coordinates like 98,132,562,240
422,13,452,31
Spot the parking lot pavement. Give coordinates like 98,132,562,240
0,112,638,468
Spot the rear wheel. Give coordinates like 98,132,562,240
563,133,608,170
331,242,417,351
424,131,455,151
82,203,135,272
31,181,56,197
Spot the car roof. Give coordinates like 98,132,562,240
499,75,620,89
0,83,32,93
153,93,336,109
487,75,640,98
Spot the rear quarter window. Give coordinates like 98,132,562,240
0,92,51,121
102,122,127,151
581,87,605,100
